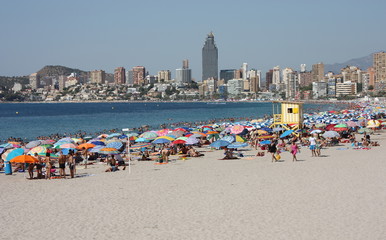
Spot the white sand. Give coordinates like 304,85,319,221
1,131,386,240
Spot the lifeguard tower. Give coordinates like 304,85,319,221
270,101,304,134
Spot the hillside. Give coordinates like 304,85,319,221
324,52,382,73
0,76,29,89
37,65,87,77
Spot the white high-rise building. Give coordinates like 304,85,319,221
242,63,248,80
282,67,293,85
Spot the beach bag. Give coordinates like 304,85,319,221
275,153,281,160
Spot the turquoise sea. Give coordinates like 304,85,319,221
0,102,340,141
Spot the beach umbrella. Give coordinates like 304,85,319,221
334,127,348,132
0,143,16,149
128,136,138,141
260,140,271,145
97,134,108,138
325,124,336,131
334,124,348,128
10,155,38,163
315,123,326,128
346,121,358,127
260,127,272,132
72,138,83,144
152,138,172,144
77,143,96,150
227,142,248,149
83,136,93,141
89,140,105,146
0,148,4,155
280,130,293,138
99,148,120,155
173,128,188,132
89,145,104,153
107,133,121,139
127,132,139,137
106,141,123,149
207,133,220,141
357,128,374,134
257,135,274,139
172,139,186,145
210,140,230,149
55,143,77,149
221,135,235,143
130,143,152,150
155,136,175,141
26,140,41,149
191,131,206,137
135,137,150,143
5,148,24,161
235,135,247,142
185,137,199,145
310,129,323,134
157,129,171,136
139,131,158,140
28,146,47,155
257,129,268,135
322,131,340,138
230,125,244,134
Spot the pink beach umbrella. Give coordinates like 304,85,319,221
157,129,171,136
230,125,245,134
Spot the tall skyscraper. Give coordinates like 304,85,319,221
157,70,171,82
242,63,248,80
374,52,386,88
114,67,126,85
29,73,40,89
202,32,218,81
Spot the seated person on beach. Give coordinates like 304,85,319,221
186,147,204,157
105,156,118,172
222,148,238,160
139,151,151,161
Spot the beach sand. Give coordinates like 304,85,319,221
1,131,386,240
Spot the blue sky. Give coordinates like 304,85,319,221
1,0,385,79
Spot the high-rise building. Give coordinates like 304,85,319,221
29,73,40,89
266,70,273,91
374,52,386,88
202,32,218,81
157,70,171,83
242,63,248,80
249,76,259,93
114,67,126,85
90,70,106,84
367,67,376,88
176,60,192,85
312,62,325,82
220,69,236,83
298,71,313,87
132,66,146,85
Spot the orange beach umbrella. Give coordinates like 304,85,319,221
10,155,39,163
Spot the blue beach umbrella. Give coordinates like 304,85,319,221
260,140,271,145
210,140,230,149
89,141,105,146
107,133,121,139
89,145,104,153
152,138,172,144
280,130,294,138
61,148,76,155
221,135,235,143
6,148,24,161
227,142,248,149
135,138,150,143
106,141,123,149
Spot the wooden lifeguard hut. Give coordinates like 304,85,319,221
270,101,304,134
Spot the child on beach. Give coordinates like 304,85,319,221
290,142,299,162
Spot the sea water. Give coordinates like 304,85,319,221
0,102,338,141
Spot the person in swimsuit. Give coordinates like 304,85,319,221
45,152,52,180
268,141,278,162
58,153,67,179
34,153,43,179
67,151,75,178
105,155,117,172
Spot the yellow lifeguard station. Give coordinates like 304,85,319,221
270,101,303,134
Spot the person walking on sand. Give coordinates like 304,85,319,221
268,141,278,162
290,141,299,162
34,153,43,179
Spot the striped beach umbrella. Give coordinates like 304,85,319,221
99,147,120,155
